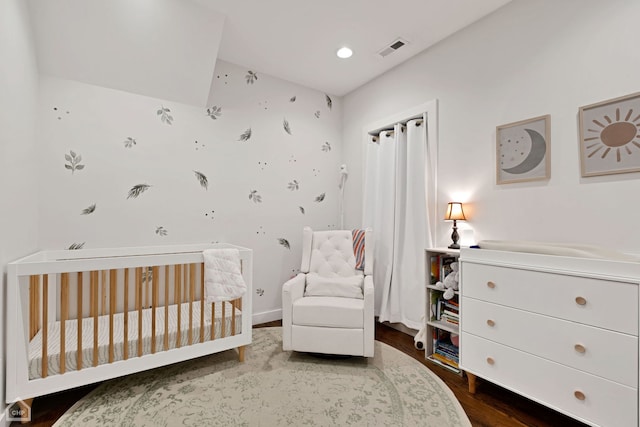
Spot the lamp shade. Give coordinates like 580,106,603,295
445,202,466,221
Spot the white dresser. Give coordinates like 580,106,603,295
459,248,640,427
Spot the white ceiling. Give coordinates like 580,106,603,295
197,0,512,96
26,0,511,105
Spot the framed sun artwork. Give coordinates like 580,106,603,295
496,115,550,184
579,92,640,177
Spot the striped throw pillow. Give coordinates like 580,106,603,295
352,229,366,271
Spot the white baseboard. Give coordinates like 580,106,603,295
252,309,282,325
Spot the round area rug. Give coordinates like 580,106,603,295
54,327,470,426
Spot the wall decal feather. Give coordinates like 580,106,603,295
157,106,173,125
299,206,305,214
68,242,85,250
194,170,208,189
249,190,262,203
81,204,96,215
314,111,320,118
277,238,291,249
206,106,222,120
289,96,296,102
283,118,292,135
321,142,331,152
256,288,265,296
155,226,168,236
287,180,299,191
127,184,151,199
325,94,332,110
245,71,258,84
239,128,252,141
314,193,326,202
124,137,137,148
64,150,85,174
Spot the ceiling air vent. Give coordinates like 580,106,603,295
377,38,409,57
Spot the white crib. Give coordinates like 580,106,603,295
6,243,252,408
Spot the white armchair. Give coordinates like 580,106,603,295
282,226,374,357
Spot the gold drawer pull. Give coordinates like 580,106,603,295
486,357,495,365
487,281,496,289
574,344,586,354
574,390,586,401
575,296,587,306
486,319,495,327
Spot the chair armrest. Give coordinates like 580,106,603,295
282,273,306,351
363,274,375,357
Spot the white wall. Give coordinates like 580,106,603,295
343,0,640,253
0,0,40,412
36,61,342,322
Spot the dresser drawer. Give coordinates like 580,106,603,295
461,262,638,335
460,333,637,427
462,297,638,388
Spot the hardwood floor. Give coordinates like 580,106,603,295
15,321,588,427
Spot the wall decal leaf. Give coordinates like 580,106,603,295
277,238,291,249
194,170,208,189
155,226,168,236
239,128,252,141
158,106,173,125
299,206,305,214
256,288,265,296
81,204,96,215
68,242,85,250
206,106,222,120
287,180,299,191
127,184,151,199
65,150,85,174
289,96,296,102
124,137,137,148
249,190,262,203
325,94,332,110
283,118,292,135
245,71,258,84
314,193,326,202
322,142,331,152
314,111,320,119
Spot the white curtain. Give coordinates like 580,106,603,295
363,117,434,330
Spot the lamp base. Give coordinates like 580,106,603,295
449,220,460,250
448,243,460,249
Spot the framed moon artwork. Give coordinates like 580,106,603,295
496,114,550,184
578,91,640,177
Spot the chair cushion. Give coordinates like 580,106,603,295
292,296,364,328
304,273,363,299
309,230,358,277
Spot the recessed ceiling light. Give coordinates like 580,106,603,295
336,47,353,59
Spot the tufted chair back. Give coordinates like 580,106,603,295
300,227,373,277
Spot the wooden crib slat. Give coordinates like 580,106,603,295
175,264,181,348
151,266,159,353
211,302,215,340
164,265,169,351
189,264,195,345
77,272,83,371
91,271,99,367
183,264,188,305
221,301,226,338
200,263,205,343
101,270,107,316
124,268,129,360
136,267,143,357
29,276,37,339
231,298,236,336
42,274,48,378
109,269,116,363
60,272,69,374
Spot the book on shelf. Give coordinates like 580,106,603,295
439,255,457,281
431,352,459,369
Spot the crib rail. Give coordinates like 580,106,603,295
7,243,252,404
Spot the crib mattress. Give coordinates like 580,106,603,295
29,301,242,379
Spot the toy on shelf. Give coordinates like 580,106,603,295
434,261,459,300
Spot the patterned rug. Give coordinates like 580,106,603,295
54,327,470,426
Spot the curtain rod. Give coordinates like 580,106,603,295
369,119,423,141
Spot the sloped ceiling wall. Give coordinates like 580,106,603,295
26,0,224,107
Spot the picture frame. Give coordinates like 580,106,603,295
578,92,640,177
496,114,550,184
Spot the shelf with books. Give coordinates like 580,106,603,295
425,248,462,375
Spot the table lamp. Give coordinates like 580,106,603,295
445,202,466,249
